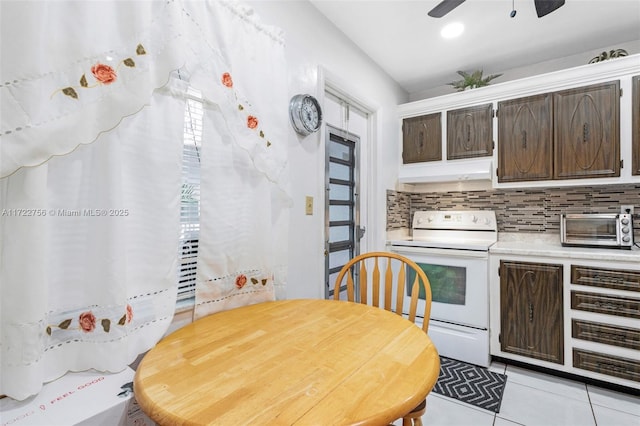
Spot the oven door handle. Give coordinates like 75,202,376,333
389,245,489,259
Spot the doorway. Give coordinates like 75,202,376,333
323,91,369,299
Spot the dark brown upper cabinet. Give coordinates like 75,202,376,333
497,93,553,182
500,260,564,365
633,75,639,176
554,81,620,179
447,103,493,160
402,113,442,164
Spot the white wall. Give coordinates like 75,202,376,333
245,0,408,299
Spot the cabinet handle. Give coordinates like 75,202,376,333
592,275,624,284
582,123,590,143
596,361,626,373
522,130,527,149
529,303,534,322
593,300,624,311
596,331,627,342
466,124,471,143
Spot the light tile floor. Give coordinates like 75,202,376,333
406,361,640,426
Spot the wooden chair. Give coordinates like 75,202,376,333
333,251,433,426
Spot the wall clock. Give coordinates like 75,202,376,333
289,94,323,136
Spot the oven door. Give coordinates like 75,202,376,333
389,244,489,329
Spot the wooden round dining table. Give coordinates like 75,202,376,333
133,298,440,425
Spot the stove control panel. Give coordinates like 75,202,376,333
413,210,496,231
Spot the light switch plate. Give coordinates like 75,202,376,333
305,196,313,215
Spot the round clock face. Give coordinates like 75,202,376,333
289,94,322,136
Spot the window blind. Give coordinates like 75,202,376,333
178,87,203,301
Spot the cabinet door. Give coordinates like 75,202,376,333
447,103,493,160
554,81,620,179
500,260,564,364
497,94,553,182
402,113,442,164
633,76,639,176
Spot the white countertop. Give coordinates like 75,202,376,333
491,232,640,263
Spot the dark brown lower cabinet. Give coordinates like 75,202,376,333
572,319,640,350
571,265,640,292
500,260,564,364
571,291,640,319
573,348,640,382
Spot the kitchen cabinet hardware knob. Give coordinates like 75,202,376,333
466,124,471,143
528,303,534,322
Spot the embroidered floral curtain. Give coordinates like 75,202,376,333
186,1,289,319
0,0,289,400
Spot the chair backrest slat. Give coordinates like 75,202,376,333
395,263,405,317
346,271,355,301
384,257,393,311
333,251,432,333
372,257,380,307
359,261,367,304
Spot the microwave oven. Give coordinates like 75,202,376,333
560,213,634,249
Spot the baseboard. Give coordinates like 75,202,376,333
492,356,640,397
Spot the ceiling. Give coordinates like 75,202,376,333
309,0,640,97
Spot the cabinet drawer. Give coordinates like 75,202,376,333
573,348,640,382
571,291,640,319
572,319,640,350
571,265,640,292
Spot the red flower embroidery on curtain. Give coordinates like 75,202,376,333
117,304,134,326
91,63,117,84
247,115,259,129
52,44,145,99
222,72,233,88
235,274,247,289
126,304,133,323
78,311,97,333
220,72,271,147
46,304,135,335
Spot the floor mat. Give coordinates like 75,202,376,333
432,356,507,413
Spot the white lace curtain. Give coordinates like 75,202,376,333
188,0,289,319
0,0,289,400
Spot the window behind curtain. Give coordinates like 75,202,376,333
178,86,203,301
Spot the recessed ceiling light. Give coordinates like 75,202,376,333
441,22,464,39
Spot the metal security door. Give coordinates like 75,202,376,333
325,125,362,299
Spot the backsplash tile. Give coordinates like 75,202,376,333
387,184,640,239
386,190,411,229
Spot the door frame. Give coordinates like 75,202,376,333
319,66,378,298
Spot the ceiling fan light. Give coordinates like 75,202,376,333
441,22,464,39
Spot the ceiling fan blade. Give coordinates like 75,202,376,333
534,0,565,17
427,0,466,18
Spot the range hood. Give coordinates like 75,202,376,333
398,159,492,184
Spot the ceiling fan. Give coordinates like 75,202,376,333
428,0,566,18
